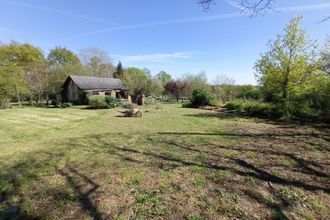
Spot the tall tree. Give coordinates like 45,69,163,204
321,38,330,73
47,47,84,96
181,71,208,98
0,42,45,104
155,71,172,86
79,47,114,77
213,74,235,102
164,80,187,102
122,67,152,97
255,16,320,107
113,61,124,79
0,65,25,108
48,47,81,67
0,42,45,74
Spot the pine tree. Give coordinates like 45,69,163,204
113,61,124,79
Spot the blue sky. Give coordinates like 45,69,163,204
0,0,329,84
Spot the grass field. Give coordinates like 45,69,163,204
0,104,329,219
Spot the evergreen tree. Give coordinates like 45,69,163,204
113,61,124,79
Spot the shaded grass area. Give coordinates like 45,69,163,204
0,104,329,219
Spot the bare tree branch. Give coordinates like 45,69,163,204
198,0,329,20
197,0,275,15
240,0,276,17
197,0,217,10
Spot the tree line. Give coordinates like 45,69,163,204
0,15,329,121
0,41,256,107
0,44,117,107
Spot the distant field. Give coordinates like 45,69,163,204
0,104,329,219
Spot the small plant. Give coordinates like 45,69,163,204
133,189,166,216
245,175,255,185
192,177,206,186
185,214,206,220
277,188,308,205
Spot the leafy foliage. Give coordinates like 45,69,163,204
164,80,187,102
123,67,152,97
255,16,329,120
224,101,285,119
88,95,122,109
47,47,81,67
189,89,215,107
0,65,25,107
104,96,123,108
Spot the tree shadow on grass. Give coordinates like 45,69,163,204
0,148,105,220
184,110,330,132
105,144,330,194
244,189,290,220
0,151,66,219
158,131,330,140
57,166,103,220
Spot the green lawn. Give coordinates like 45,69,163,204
0,104,329,219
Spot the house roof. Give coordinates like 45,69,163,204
67,75,127,90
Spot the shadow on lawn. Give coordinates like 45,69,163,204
1,114,329,219
184,111,330,132
57,166,103,220
107,144,330,194
0,149,104,220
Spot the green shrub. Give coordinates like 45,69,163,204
88,96,108,109
182,101,193,108
105,96,123,108
88,96,123,109
224,101,285,119
224,102,244,112
188,89,215,107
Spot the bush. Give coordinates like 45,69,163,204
189,89,215,107
224,101,285,119
105,96,123,108
224,102,244,112
88,96,108,109
88,95,123,109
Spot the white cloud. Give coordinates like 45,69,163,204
58,12,241,41
58,2,330,41
112,52,192,63
278,2,330,12
5,0,117,25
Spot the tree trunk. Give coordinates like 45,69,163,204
15,84,21,107
282,67,290,100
